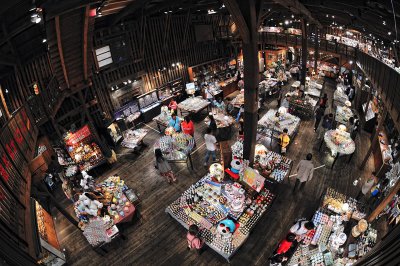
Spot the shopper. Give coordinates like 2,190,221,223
348,86,355,102
154,148,177,184
204,127,217,166
314,106,325,132
187,224,204,253
168,113,181,132
205,86,214,104
208,114,217,133
181,116,194,137
293,153,314,193
289,218,315,236
347,117,356,139
168,98,178,114
280,94,290,113
214,97,225,111
319,93,328,109
278,128,290,155
274,233,296,255
356,172,377,201
319,113,334,139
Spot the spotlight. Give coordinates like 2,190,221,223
172,63,176,67
5,89,9,94
31,13,42,23
128,80,132,83
284,20,289,25
388,32,392,35
123,81,127,85
42,39,47,43
349,60,353,64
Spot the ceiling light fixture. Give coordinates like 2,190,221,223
383,21,386,25
42,39,47,43
388,31,392,35
284,20,289,25
208,9,216,14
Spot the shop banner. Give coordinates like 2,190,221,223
65,125,92,146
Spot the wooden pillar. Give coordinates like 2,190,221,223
243,41,259,162
223,0,259,163
300,18,308,86
0,85,11,119
368,179,400,222
314,26,319,74
360,108,387,169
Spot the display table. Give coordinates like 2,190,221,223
324,130,355,156
253,144,293,183
334,84,349,106
120,128,149,150
178,97,210,117
205,112,235,141
323,129,355,168
165,174,275,261
231,92,244,108
75,175,138,252
153,113,183,133
288,96,317,119
335,106,353,125
259,78,278,96
257,109,300,140
287,188,371,266
154,133,195,169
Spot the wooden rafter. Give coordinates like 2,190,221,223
111,0,150,25
83,5,90,81
222,0,250,43
55,16,70,88
272,0,322,28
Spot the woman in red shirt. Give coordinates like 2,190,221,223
276,233,296,254
181,116,194,137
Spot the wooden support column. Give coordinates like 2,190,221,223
368,179,400,222
223,0,259,163
300,18,308,86
314,27,319,74
360,108,387,169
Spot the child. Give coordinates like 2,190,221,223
154,148,177,184
278,128,290,154
187,224,204,253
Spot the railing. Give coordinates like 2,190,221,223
258,32,356,58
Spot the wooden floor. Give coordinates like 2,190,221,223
53,78,379,266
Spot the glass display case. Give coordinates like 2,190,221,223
138,90,161,122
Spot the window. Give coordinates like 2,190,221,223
95,46,113,68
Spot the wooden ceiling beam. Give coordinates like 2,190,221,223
55,16,70,88
222,0,250,43
83,6,90,81
272,0,322,28
0,53,17,66
111,0,151,25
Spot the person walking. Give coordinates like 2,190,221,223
356,172,377,201
278,128,290,155
168,113,181,132
314,106,325,132
187,224,204,253
293,153,314,193
181,116,194,137
319,113,334,139
289,219,315,236
154,148,177,184
208,114,217,133
319,93,328,109
204,127,217,166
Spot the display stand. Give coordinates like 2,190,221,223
320,129,355,169
165,174,275,262
64,125,106,172
154,133,195,170
372,130,392,178
152,113,183,133
177,97,211,118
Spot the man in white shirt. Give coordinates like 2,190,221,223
204,127,217,166
289,219,315,236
